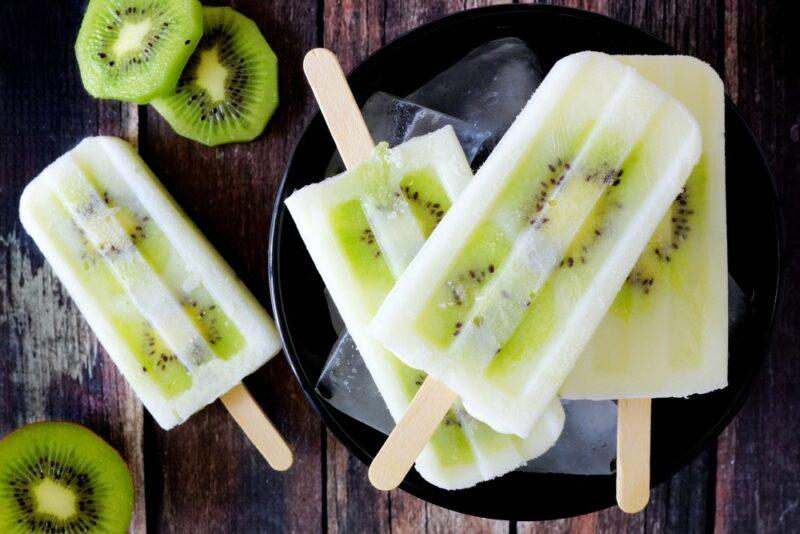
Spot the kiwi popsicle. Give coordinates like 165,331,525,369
561,56,727,398
19,137,283,432
371,52,702,439
286,126,564,489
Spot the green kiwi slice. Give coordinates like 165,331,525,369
151,7,279,146
0,422,134,533
75,0,203,103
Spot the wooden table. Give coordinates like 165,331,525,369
1,1,797,532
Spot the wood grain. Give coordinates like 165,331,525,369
1,0,797,532
138,0,322,531
303,48,375,166
715,0,800,532
369,378,458,491
0,1,146,532
616,399,651,513
219,383,294,472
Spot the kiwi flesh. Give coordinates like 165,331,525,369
0,422,134,534
327,166,479,468
416,222,512,346
415,140,635,354
80,184,247,363
329,198,395,311
151,7,279,146
49,166,247,396
622,183,695,294
398,169,451,237
75,0,203,103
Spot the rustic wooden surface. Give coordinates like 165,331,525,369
1,0,797,532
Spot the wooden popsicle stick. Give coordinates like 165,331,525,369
220,383,294,471
369,377,458,490
303,48,459,491
616,398,651,513
303,48,375,166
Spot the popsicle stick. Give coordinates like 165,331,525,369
369,377,458,490
303,48,374,166
303,48,459,491
220,383,294,471
616,398,651,513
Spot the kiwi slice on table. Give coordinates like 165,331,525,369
151,7,279,146
0,422,134,533
75,0,203,103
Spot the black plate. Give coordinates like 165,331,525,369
268,4,783,521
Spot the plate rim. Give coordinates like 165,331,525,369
268,3,785,520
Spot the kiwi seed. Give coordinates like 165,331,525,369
0,422,134,533
75,0,204,103
151,6,279,146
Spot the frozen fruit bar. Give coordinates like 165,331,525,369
371,52,702,438
19,137,282,429
286,127,564,489
561,56,727,399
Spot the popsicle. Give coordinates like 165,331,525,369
371,51,702,439
19,137,292,469
562,55,727,398
559,55,727,512
287,49,564,490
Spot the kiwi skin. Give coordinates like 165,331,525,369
75,0,204,103
0,421,134,534
151,6,280,146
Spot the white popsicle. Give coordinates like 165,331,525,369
371,52,702,438
561,55,727,399
20,137,283,431
287,126,564,489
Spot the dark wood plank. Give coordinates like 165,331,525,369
389,488,508,533
138,0,323,531
517,0,722,531
523,451,713,533
715,0,800,532
0,1,145,531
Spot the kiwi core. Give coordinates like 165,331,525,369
33,479,77,520
196,47,229,102
112,19,153,57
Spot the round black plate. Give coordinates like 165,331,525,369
269,4,783,521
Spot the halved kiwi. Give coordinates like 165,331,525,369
0,422,134,533
151,7,279,146
75,0,203,103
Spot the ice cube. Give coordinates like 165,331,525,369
523,400,617,475
324,288,346,335
316,330,394,434
365,92,492,159
326,38,544,175
406,37,545,146
325,92,492,176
